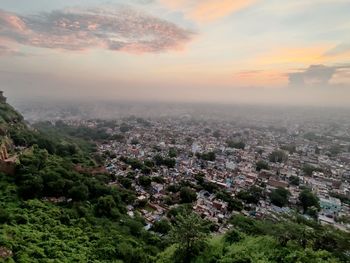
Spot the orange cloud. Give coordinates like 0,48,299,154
160,0,256,22
253,46,332,66
233,69,287,87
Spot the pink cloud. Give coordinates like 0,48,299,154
0,7,194,54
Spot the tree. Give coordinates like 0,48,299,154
138,176,152,188
95,195,117,217
228,199,243,212
68,185,89,201
227,140,245,149
236,186,263,204
302,164,323,176
141,165,152,175
120,123,131,133
131,138,139,145
269,187,290,207
163,158,176,168
18,177,44,199
289,175,300,186
194,173,205,184
0,208,10,224
144,159,155,168
213,130,221,138
169,148,177,158
151,218,172,235
154,154,164,166
224,229,243,244
167,184,180,193
170,212,209,262
281,144,296,154
153,154,176,168
269,150,288,163
256,160,269,171
299,189,320,214
119,177,133,189
196,152,216,161
180,187,197,203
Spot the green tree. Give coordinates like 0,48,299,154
169,148,177,158
269,150,288,163
119,177,133,189
302,164,323,176
227,140,245,149
256,160,269,171
289,175,300,186
281,144,296,154
224,229,243,244
95,195,117,217
139,176,152,188
196,152,216,161
180,187,197,203
236,186,263,204
269,187,290,207
68,185,89,201
299,189,320,214
213,130,221,138
151,218,172,235
170,212,209,262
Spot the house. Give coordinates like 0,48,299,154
319,196,341,216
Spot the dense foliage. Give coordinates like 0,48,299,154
0,109,162,262
157,214,350,263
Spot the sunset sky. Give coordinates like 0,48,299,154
1,0,350,106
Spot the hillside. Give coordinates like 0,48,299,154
0,102,24,134
0,98,162,262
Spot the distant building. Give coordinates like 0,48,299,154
0,91,6,103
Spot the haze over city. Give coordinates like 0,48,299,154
1,0,350,107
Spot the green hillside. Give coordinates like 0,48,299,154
0,103,24,132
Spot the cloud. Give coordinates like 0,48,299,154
0,44,21,56
324,43,350,56
234,69,286,87
253,46,329,66
288,64,350,87
0,35,25,56
0,7,194,54
160,0,255,23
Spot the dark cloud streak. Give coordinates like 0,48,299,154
288,64,350,87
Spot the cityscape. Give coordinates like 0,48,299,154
1,0,350,261
97,114,350,231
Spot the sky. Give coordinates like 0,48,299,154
0,0,350,107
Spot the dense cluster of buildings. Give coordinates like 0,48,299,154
87,114,350,232
28,105,345,233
